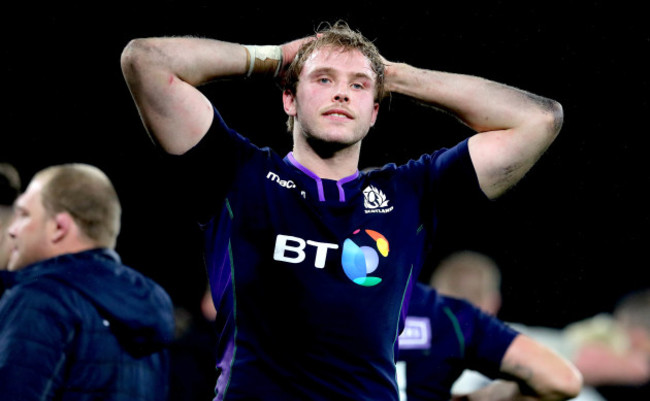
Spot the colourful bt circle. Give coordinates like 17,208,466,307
341,229,389,287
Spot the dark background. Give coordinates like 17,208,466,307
3,1,648,328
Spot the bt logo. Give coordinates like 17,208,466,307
273,229,390,287
341,229,389,287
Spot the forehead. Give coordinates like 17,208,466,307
302,46,376,79
16,180,44,210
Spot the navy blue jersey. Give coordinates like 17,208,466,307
174,107,488,400
398,283,519,401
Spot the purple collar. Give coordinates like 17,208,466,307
286,152,359,202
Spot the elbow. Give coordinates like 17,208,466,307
120,39,141,79
542,364,583,401
538,97,564,138
120,39,139,68
559,366,583,400
120,38,156,79
548,99,564,137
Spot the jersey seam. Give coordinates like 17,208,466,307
443,306,465,358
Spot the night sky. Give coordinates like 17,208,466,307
3,1,649,328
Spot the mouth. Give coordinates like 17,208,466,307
323,108,354,120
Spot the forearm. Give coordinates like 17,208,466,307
121,37,247,86
573,345,650,386
383,62,562,134
500,335,583,400
452,380,546,401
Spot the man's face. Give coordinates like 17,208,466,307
7,179,55,271
0,209,14,269
283,46,380,147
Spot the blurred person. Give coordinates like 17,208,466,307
505,294,650,401
430,250,609,400
434,250,513,390
0,163,21,270
431,250,503,315
564,288,650,399
170,286,219,401
0,163,174,401
121,19,563,400
397,251,582,401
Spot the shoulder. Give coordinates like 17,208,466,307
401,139,471,172
0,278,82,351
2,277,80,319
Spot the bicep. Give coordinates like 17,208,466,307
500,335,542,382
126,66,215,155
468,109,560,200
467,129,535,200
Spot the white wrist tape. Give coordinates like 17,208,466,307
243,45,283,78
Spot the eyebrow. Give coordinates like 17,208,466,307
308,67,375,83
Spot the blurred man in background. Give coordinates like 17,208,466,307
0,163,20,270
398,250,582,400
0,163,175,401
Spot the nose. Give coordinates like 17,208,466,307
7,218,18,239
333,85,350,103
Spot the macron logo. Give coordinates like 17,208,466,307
267,171,296,189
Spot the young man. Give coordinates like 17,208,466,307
0,164,174,401
121,21,564,400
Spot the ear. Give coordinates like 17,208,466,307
51,212,74,244
283,89,297,116
370,102,380,127
488,294,502,316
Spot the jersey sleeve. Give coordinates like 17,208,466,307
396,138,490,244
428,139,488,214
450,297,519,378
